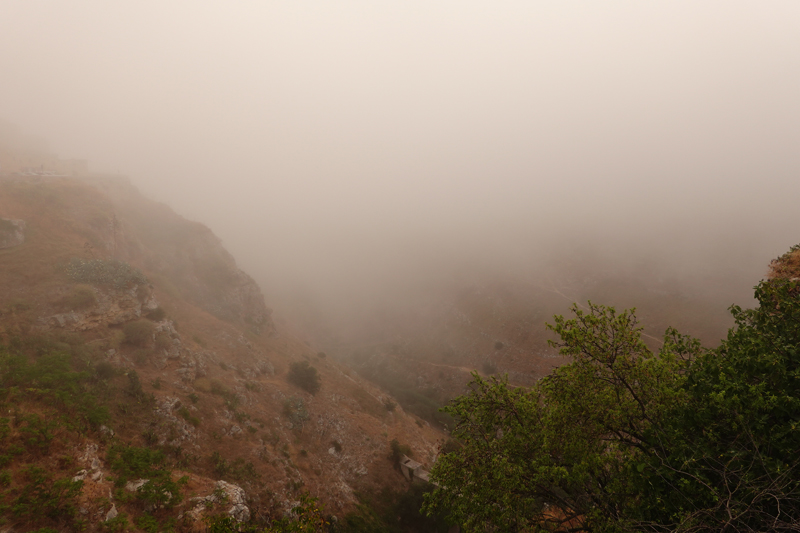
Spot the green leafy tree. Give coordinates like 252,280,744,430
425,265,800,532
632,277,800,531
423,303,699,531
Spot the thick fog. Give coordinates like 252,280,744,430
1,2,799,330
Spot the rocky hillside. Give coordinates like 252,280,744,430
0,175,446,532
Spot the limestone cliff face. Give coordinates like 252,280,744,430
140,226,273,333
73,175,274,334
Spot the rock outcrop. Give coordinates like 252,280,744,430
38,284,159,331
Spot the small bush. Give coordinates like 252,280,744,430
287,360,321,394
56,285,96,310
331,440,342,453
317,351,326,359
193,378,212,393
282,396,310,428
154,332,171,350
95,361,116,380
494,341,505,350
482,360,497,375
123,319,154,347
126,370,145,400
133,349,150,367
188,393,199,404
65,258,147,288
210,380,227,396
177,407,200,427
389,439,413,468
107,330,125,349
145,307,166,321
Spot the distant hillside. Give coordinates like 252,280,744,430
0,174,447,532
318,252,744,427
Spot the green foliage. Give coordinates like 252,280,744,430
177,406,200,427
11,465,82,522
122,319,155,347
426,275,800,532
210,451,228,477
126,370,146,401
287,360,321,394
101,514,130,532
208,451,261,483
389,439,412,468
204,495,326,531
95,361,116,380
282,396,310,429
424,302,697,532
135,512,173,533
339,486,450,533
18,414,58,456
65,257,147,288
0,347,110,432
634,278,800,531
108,444,186,508
108,445,165,486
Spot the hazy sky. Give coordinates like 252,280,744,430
1,1,799,315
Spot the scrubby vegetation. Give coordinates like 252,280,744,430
108,444,188,508
282,396,310,429
389,439,413,468
145,306,167,321
65,258,147,288
122,318,155,347
0,339,111,530
336,485,451,533
353,363,453,428
287,360,321,394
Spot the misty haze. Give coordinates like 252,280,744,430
1,2,799,531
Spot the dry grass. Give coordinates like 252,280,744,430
769,248,800,280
